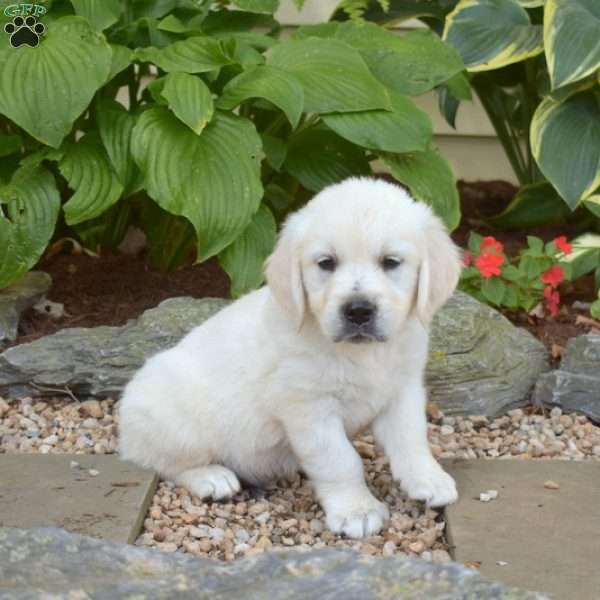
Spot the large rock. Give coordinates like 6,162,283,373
533,334,600,423
0,292,548,416
0,297,228,399
0,272,51,348
427,292,549,416
0,527,547,599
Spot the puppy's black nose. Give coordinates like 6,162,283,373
343,299,376,326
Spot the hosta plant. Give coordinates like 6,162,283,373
460,233,573,316
0,0,464,295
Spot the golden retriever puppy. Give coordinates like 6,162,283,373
119,177,462,538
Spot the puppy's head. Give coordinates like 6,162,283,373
265,177,461,343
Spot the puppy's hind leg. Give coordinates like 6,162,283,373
175,465,241,500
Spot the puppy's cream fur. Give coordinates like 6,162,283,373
119,177,462,538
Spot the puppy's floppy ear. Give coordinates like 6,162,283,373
265,213,306,329
416,211,462,325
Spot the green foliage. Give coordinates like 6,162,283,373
0,0,463,292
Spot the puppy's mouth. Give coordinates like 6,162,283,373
333,328,387,344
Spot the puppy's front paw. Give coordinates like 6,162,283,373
325,495,389,538
398,461,458,508
176,465,241,500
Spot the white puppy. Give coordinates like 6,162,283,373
119,177,462,538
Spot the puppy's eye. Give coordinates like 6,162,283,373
317,256,336,272
381,256,403,271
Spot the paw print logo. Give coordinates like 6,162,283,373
4,15,45,48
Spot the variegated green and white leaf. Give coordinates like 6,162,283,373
132,108,263,260
531,92,600,209
0,17,112,148
443,0,543,71
59,134,124,225
218,66,304,128
219,204,277,298
584,195,600,219
518,0,544,6
0,166,60,288
544,0,600,89
162,72,215,134
559,233,600,279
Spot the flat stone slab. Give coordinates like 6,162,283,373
0,455,157,543
446,459,600,600
0,527,547,599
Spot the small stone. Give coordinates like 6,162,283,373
479,492,492,502
0,398,10,417
69,461,80,469
88,469,100,477
496,561,508,566
382,541,396,557
282,537,295,546
408,540,425,554
486,489,498,500
255,512,270,525
80,400,104,419
82,418,99,429
544,480,560,490
440,425,455,436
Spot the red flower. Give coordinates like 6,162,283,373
463,250,473,266
480,236,504,255
544,286,560,317
554,236,572,254
475,252,504,278
541,265,565,288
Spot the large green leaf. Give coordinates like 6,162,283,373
268,38,391,113
132,108,263,260
59,133,124,226
219,204,276,298
70,0,122,31
107,44,134,82
218,66,304,128
381,149,460,231
488,182,572,228
232,0,280,13
294,23,464,96
322,91,432,153
531,92,600,209
443,0,543,71
284,128,370,192
0,166,60,289
96,99,141,197
0,17,112,148
135,37,232,73
545,0,600,89
162,72,215,134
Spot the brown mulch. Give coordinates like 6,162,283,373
9,180,599,356
13,254,230,346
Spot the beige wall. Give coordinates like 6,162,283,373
276,0,517,183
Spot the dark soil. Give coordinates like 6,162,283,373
10,180,600,357
14,254,230,346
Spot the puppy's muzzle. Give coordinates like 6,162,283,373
336,298,386,343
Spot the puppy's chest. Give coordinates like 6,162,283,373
325,359,394,426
